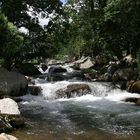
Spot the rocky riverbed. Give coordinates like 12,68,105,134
0,55,140,140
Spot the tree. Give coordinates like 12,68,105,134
0,11,23,70
1,0,63,61
100,0,140,59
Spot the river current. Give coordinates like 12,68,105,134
11,79,140,140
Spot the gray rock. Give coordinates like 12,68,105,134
112,68,138,82
0,98,20,115
127,81,140,94
0,133,18,140
74,56,88,64
79,58,95,69
0,98,24,132
56,84,91,99
0,67,28,97
122,97,138,103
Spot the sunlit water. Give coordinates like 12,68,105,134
10,80,140,140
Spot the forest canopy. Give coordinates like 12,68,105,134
0,0,140,69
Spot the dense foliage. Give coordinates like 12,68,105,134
0,0,140,68
51,0,140,59
0,11,23,70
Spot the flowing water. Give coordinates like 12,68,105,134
10,63,140,139
11,80,140,140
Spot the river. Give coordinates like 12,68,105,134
11,80,140,140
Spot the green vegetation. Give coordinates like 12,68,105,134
0,0,140,69
0,11,23,70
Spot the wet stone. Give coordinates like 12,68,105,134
55,84,91,99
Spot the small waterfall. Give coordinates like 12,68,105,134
34,81,140,102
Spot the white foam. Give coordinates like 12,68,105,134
31,81,140,103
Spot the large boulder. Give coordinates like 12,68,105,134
0,98,20,115
72,57,95,70
112,68,138,82
55,84,91,99
0,67,28,97
0,133,18,140
15,63,41,76
127,81,140,94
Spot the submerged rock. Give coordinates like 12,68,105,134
122,97,140,106
55,84,91,99
0,67,28,97
0,133,18,140
123,97,138,103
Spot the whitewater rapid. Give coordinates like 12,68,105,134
18,80,140,139
30,80,140,103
